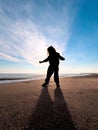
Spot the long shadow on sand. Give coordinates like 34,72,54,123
54,88,76,130
26,87,76,130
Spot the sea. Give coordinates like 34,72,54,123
0,73,89,84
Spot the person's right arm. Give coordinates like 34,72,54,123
39,57,49,63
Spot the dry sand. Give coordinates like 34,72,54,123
0,76,98,130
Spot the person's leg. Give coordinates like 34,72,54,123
54,66,60,87
45,65,54,84
42,65,53,87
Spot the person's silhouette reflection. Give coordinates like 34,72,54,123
26,88,76,130
54,88,76,130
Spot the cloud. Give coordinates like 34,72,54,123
0,0,77,66
0,19,62,65
0,52,21,62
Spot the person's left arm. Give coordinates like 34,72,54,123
58,53,65,60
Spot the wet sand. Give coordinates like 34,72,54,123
0,76,98,130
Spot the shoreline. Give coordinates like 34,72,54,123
0,74,98,85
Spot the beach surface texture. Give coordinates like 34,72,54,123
0,76,98,130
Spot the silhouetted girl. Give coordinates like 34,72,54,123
39,46,65,87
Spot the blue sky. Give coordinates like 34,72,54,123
0,0,98,74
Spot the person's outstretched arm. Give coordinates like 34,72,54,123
39,57,49,63
58,53,65,60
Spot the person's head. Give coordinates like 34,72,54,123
47,46,56,55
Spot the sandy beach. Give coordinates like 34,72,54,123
0,76,98,130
